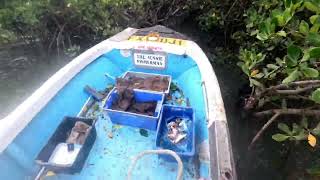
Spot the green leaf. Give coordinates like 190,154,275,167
278,123,292,135
310,24,320,33
274,14,285,26
299,20,309,35
257,32,269,41
246,22,254,28
309,47,320,58
292,123,301,135
304,1,320,14
254,73,264,79
293,0,304,10
283,8,294,24
260,22,270,34
293,130,307,140
272,9,285,26
287,45,302,62
250,29,259,36
301,117,308,129
263,68,268,75
285,0,292,8
257,19,275,40
285,55,298,67
312,122,320,136
249,78,264,88
276,30,287,37
311,88,320,103
306,33,320,46
299,62,309,69
302,67,319,77
272,134,289,142
310,15,320,24
301,51,310,62
282,69,300,83
276,57,284,65
237,62,250,76
267,64,279,69
307,167,320,176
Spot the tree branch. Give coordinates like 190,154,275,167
271,80,320,89
285,95,312,101
254,109,320,117
257,80,320,97
248,113,280,150
274,84,320,95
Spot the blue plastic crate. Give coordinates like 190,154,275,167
103,88,164,131
155,105,195,162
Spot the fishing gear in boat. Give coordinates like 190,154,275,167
127,149,183,180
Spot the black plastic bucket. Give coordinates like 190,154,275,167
35,116,96,174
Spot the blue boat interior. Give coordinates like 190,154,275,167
0,49,210,180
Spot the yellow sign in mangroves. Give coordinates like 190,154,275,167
128,35,187,46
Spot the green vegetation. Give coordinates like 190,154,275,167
198,0,320,178
200,0,320,145
0,0,205,54
236,0,320,147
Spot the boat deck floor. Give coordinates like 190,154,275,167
50,102,198,180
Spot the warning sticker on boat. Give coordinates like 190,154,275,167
133,51,167,70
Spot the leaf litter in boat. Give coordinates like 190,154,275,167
165,82,186,106
139,129,149,137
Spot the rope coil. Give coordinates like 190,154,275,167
127,149,183,180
